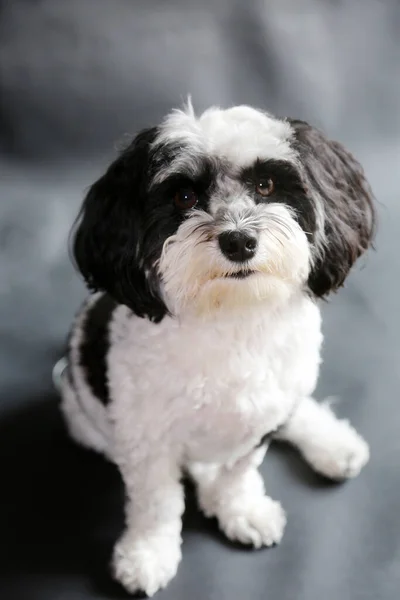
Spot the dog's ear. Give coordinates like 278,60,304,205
72,127,167,321
288,119,376,297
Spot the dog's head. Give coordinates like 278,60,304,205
72,102,376,320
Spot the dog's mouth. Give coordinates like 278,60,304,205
224,270,255,280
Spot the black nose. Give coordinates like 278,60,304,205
218,231,258,262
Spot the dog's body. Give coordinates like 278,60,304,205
63,288,321,463
58,102,375,596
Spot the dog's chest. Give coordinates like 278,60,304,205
176,322,299,460
111,298,321,462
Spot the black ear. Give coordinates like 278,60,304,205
72,127,167,321
288,119,376,297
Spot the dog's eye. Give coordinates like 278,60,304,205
174,189,198,210
256,178,274,197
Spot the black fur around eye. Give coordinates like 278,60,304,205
256,178,274,197
174,189,198,210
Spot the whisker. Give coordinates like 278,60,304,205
268,219,294,239
268,231,285,247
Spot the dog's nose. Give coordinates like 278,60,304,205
218,231,257,262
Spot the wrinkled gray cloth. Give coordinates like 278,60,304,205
1,1,399,599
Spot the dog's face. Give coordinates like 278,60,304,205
73,103,375,320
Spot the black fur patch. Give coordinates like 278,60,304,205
138,159,218,269
78,294,117,405
288,119,376,297
72,127,168,321
240,158,317,240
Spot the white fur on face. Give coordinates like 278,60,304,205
152,102,298,186
158,202,311,316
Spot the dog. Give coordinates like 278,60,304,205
56,101,376,596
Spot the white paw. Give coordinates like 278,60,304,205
305,421,370,481
112,530,182,597
220,496,287,549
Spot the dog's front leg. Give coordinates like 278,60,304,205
188,445,286,548
111,432,184,597
276,396,369,480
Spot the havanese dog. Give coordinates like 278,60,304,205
55,101,376,596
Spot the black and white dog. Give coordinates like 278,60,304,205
56,102,376,596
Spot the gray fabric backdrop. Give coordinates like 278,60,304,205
1,1,399,599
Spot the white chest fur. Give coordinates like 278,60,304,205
108,293,322,464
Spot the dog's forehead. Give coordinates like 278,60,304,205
154,105,298,168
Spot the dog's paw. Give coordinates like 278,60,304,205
219,496,287,549
112,530,182,597
304,421,370,481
